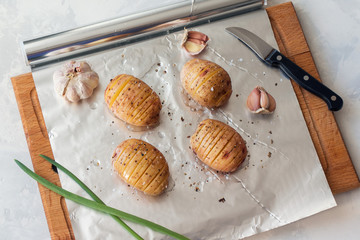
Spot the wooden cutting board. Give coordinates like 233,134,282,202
11,2,360,239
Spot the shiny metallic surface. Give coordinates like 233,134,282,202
23,0,263,69
226,26,274,60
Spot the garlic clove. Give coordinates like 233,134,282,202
267,92,276,112
246,87,261,112
259,87,270,109
181,29,209,55
247,86,276,114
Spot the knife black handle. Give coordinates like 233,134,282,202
265,50,343,111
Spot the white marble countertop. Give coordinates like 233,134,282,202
1,0,359,239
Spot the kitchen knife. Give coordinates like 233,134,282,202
226,27,343,111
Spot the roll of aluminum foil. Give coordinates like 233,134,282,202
22,0,263,69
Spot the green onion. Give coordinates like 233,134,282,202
15,159,190,240
39,154,143,240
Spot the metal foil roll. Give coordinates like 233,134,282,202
23,0,263,69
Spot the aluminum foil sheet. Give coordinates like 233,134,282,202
32,9,336,240
22,0,263,69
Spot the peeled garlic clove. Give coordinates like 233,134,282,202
247,86,276,114
53,61,99,103
181,29,209,55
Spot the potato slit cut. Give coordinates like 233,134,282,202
126,148,154,183
132,98,156,123
221,147,245,171
131,152,158,188
106,74,126,94
193,126,214,153
202,127,227,160
189,66,209,88
121,148,146,180
194,68,222,93
215,89,232,105
198,125,225,154
143,166,168,193
211,138,239,169
138,160,165,189
120,145,143,169
184,62,204,86
208,132,236,166
127,92,154,121
152,173,169,193
133,97,158,122
142,164,167,192
121,87,150,115
109,76,133,107
190,123,207,149
136,99,161,123
117,143,141,167
112,145,128,165
112,81,141,110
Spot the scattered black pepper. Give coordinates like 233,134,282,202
219,198,226,203
181,117,184,122
187,136,190,138
236,94,239,97
269,130,272,134
268,152,272,158
275,83,278,86
195,187,200,192
271,139,274,144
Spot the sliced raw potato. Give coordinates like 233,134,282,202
112,139,169,196
104,74,161,127
190,119,247,172
180,59,232,108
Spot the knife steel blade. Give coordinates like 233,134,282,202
225,27,343,111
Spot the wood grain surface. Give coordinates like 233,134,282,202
11,73,75,240
266,2,360,194
11,2,360,239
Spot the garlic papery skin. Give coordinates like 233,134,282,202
181,29,209,55
247,86,276,114
53,61,99,103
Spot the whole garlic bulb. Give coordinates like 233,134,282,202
53,61,99,102
247,86,276,114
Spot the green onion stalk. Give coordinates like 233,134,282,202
14,157,189,240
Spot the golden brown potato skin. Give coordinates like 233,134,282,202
190,119,247,172
112,139,169,196
105,74,161,127
181,59,232,108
